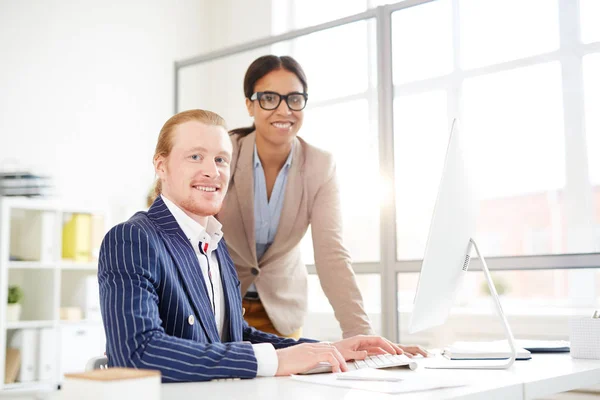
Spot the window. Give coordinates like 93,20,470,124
304,273,381,340
290,0,366,30
580,0,600,44
391,0,452,84
300,99,380,264
177,48,270,127
459,0,559,69
462,62,566,256
584,54,600,186
177,0,600,340
394,90,447,260
398,269,600,347
583,53,600,235
292,21,372,102
289,20,380,263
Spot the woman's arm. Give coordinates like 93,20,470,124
310,169,375,338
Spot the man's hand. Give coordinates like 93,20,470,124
397,344,429,358
275,343,348,376
332,335,404,361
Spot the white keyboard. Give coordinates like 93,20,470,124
301,353,417,375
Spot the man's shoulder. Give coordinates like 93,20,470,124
107,211,157,237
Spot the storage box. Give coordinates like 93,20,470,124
10,210,56,262
62,368,161,400
569,317,600,359
60,307,83,321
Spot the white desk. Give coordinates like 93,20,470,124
513,354,600,399
10,353,600,400
161,371,522,400
160,354,600,400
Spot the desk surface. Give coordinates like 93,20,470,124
160,354,600,400
11,353,600,400
514,353,600,399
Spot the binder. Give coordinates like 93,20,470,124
4,348,21,384
10,329,38,382
62,214,92,261
37,328,57,381
90,214,105,260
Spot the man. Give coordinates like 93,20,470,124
99,109,422,382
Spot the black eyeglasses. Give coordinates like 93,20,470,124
250,91,308,111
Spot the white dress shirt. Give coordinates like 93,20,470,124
161,195,277,376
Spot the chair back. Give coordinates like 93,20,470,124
85,355,109,371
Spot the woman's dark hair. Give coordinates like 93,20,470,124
230,55,308,136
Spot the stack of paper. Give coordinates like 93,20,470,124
292,368,469,394
0,171,53,197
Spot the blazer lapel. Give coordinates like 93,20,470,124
260,138,304,263
147,197,220,343
233,132,258,262
216,244,243,342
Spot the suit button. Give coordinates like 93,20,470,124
188,315,195,325
251,268,259,276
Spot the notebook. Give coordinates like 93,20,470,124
442,341,532,360
516,339,570,353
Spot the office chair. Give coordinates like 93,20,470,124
85,355,109,371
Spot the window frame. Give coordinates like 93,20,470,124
174,0,600,341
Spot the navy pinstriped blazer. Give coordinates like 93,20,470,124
98,197,316,382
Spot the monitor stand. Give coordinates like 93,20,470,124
425,238,518,370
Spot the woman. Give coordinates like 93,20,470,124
218,55,380,341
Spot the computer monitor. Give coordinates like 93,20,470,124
407,119,518,369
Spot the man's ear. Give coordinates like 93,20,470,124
154,155,166,178
245,98,254,117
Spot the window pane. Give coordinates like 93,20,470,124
292,20,375,103
178,48,269,128
292,0,366,30
305,274,381,341
580,0,600,44
584,54,600,186
300,99,380,263
460,0,559,69
391,0,452,84
584,54,600,236
463,62,567,257
398,270,599,346
394,91,448,260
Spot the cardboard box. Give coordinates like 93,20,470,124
62,368,161,400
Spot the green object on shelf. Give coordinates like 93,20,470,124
8,285,24,304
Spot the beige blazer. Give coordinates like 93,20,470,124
217,132,374,337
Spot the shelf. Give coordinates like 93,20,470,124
0,197,106,215
7,261,99,270
8,261,55,269
0,197,60,212
59,319,103,327
59,260,98,270
3,381,58,392
6,320,56,329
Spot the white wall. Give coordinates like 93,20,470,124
0,0,208,223
178,0,273,131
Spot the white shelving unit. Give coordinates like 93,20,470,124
0,197,108,392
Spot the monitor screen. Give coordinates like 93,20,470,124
408,119,478,334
